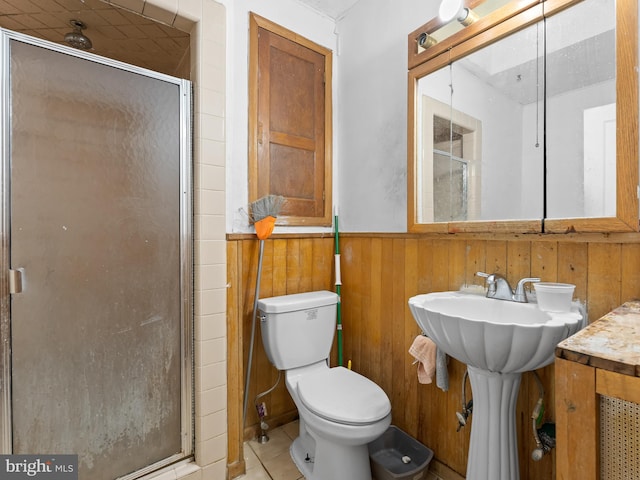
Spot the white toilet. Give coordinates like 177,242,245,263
258,290,392,480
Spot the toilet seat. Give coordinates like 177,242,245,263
297,366,391,425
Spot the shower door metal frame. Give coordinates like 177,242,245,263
0,29,194,473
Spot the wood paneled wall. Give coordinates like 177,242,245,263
227,232,640,479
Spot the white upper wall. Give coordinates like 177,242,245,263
224,0,640,233
223,0,437,233
335,0,435,231
223,0,338,234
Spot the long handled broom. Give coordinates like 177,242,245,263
243,195,285,425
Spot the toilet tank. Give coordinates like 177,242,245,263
258,290,338,370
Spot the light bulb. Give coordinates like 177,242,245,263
439,0,464,23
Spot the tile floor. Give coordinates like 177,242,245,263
237,420,444,480
241,421,304,480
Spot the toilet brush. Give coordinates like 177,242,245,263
243,195,285,426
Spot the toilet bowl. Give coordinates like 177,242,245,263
258,291,391,480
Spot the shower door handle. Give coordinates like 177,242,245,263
9,268,23,294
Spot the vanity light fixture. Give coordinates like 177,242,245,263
418,32,438,49
438,0,479,26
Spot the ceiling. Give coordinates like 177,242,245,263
0,0,360,77
0,0,190,76
294,0,362,19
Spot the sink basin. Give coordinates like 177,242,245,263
408,291,583,373
408,291,584,480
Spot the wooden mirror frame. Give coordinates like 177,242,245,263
407,0,639,234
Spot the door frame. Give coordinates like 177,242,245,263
0,29,194,474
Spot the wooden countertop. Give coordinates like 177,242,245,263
556,301,640,377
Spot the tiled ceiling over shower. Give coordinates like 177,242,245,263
0,0,190,77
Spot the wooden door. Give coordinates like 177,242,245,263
249,14,333,226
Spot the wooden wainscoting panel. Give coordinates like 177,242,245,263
391,239,407,430
431,239,451,291
341,237,361,371
588,242,622,322
368,237,383,384
416,238,433,293
403,238,420,438
464,239,487,286
359,238,374,380
447,239,466,291
412,234,435,460
507,240,532,283
271,238,288,296
556,242,588,308
226,240,245,476
485,239,508,275
379,238,395,397
312,237,333,291
531,240,559,282
228,233,640,480
229,237,335,440
621,243,640,302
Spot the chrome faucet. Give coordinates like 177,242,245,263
476,272,540,303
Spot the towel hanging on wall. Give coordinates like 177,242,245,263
409,335,449,391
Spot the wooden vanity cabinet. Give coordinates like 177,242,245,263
555,302,640,480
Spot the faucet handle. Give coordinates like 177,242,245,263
476,271,494,283
476,271,493,285
476,272,496,295
476,271,502,284
514,277,540,302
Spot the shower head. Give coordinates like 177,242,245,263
64,20,93,50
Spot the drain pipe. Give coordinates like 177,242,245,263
531,370,556,460
456,369,473,431
254,370,281,444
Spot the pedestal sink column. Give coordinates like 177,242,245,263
466,366,522,480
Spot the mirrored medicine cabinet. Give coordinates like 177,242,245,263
407,0,639,234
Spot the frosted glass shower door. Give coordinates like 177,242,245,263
5,37,192,480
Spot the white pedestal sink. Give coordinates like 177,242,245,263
408,291,583,480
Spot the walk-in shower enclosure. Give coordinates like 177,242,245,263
0,30,193,480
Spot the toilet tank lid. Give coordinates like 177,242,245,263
258,290,338,314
